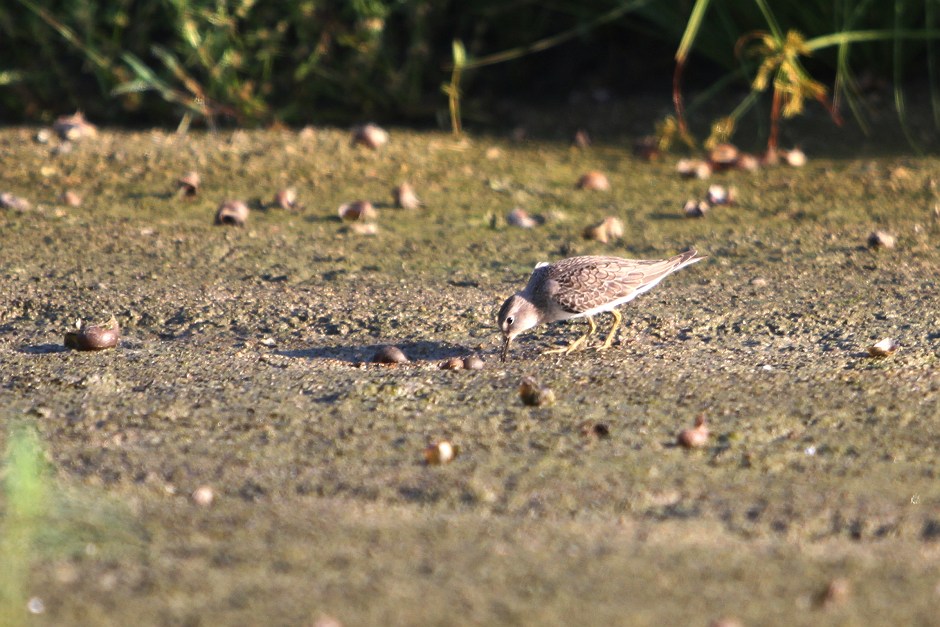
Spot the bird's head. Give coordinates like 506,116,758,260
497,294,540,361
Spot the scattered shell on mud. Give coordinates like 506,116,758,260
576,171,610,191
708,143,739,169
215,200,249,226
338,200,376,222
313,615,343,627
583,216,624,243
53,111,97,141
274,187,298,210
677,414,709,448
177,171,200,198
0,192,32,212
867,338,898,357
782,147,807,167
736,153,760,172
683,199,710,218
507,207,539,228
351,123,388,149
519,376,555,406
440,357,464,370
372,345,408,364
677,159,712,180
580,421,611,439
393,182,421,209
347,222,379,235
633,136,660,161
463,355,485,370
63,315,120,351
192,485,215,507
424,440,458,465
706,184,736,206
867,230,896,250
817,577,851,608
58,190,82,207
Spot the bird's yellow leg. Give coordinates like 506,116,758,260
596,309,623,351
544,316,597,355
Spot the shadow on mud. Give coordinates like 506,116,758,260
18,343,69,354
277,340,475,364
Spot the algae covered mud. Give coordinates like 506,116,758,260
0,114,939,625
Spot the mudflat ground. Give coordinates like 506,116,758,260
0,105,939,626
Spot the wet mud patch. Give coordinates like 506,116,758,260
1,121,939,624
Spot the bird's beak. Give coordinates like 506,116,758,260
500,336,511,362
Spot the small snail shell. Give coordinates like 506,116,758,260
351,123,388,149
677,414,709,448
64,315,120,351
507,207,538,228
424,440,457,465
338,200,376,221
274,187,297,210
708,143,739,168
393,183,421,209
215,200,249,226
576,171,610,191
177,171,200,197
371,345,408,364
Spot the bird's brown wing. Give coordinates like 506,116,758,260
548,255,691,313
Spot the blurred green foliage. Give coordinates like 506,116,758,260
0,0,937,129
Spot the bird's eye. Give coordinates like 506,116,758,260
506,316,514,326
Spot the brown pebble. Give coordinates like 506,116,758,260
709,618,744,627
63,315,120,351
372,345,408,364
677,414,709,448
576,171,610,191
519,376,555,406
351,123,388,149
215,200,249,226
393,182,421,209
867,230,896,250
463,355,484,370
177,171,200,198
440,357,464,370
338,200,376,222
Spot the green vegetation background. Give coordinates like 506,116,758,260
1,0,936,129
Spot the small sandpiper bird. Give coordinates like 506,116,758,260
497,248,704,361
